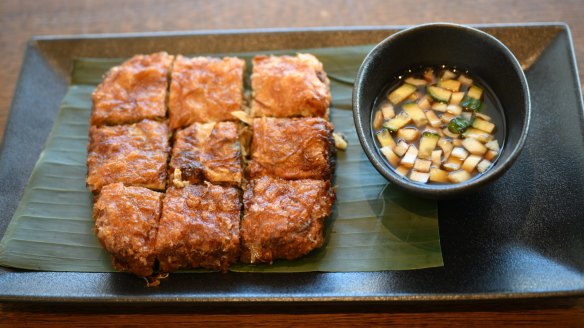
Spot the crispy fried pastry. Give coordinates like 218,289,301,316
250,54,330,118
169,121,242,186
247,117,335,180
168,56,245,129
155,184,241,272
86,119,169,192
240,176,335,264
91,52,173,126
93,183,162,277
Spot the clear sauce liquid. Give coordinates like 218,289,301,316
371,66,507,184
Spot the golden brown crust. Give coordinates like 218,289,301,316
93,183,162,277
250,54,331,118
169,121,242,186
240,176,335,264
168,56,245,129
86,119,169,192
91,52,173,126
155,184,241,273
247,117,335,180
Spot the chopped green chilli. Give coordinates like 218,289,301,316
372,66,503,184
448,116,473,134
460,95,483,111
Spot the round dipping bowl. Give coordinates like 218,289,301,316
352,23,530,199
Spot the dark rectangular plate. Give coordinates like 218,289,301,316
1,24,583,304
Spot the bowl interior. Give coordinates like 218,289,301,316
353,23,530,198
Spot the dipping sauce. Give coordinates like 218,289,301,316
371,67,504,184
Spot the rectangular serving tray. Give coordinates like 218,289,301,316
1,24,583,304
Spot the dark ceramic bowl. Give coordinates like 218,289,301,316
352,23,530,198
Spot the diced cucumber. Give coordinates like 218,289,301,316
431,149,443,165
477,159,492,173
446,104,462,115
418,96,432,110
442,70,457,80
430,167,450,183
460,95,482,111
414,158,432,173
450,91,465,105
438,79,461,92
409,170,430,183
423,68,435,83
424,110,442,128
397,127,420,142
432,102,448,112
427,85,452,103
462,137,487,155
451,146,469,160
418,132,440,160
402,103,428,127
383,111,411,132
405,77,428,86
485,149,498,161
467,85,484,99
442,127,460,138
472,118,495,133
485,139,499,151
442,156,463,171
475,112,492,121
458,74,473,86
373,109,384,131
388,83,417,104
393,140,409,157
381,103,396,120
395,165,410,176
448,170,472,183
440,113,455,124
437,138,453,159
401,145,418,168
462,155,482,173
380,146,400,167
462,128,493,143
376,129,396,148
461,112,473,121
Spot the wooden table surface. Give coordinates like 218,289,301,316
1,0,583,326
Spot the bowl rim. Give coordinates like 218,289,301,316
352,22,531,198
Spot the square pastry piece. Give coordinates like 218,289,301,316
93,183,162,277
169,56,245,129
248,117,335,180
155,184,241,272
169,121,242,186
86,119,169,192
240,176,335,264
91,52,173,126
250,54,331,118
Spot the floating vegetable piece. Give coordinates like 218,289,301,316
388,83,417,104
427,85,452,103
448,115,473,134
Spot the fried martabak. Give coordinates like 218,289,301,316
168,56,245,130
93,183,163,277
247,117,335,180
240,176,335,264
86,119,169,192
155,184,241,273
250,54,330,119
91,52,174,126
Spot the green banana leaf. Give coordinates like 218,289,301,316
0,45,443,273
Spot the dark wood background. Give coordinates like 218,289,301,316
1,0,584,326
